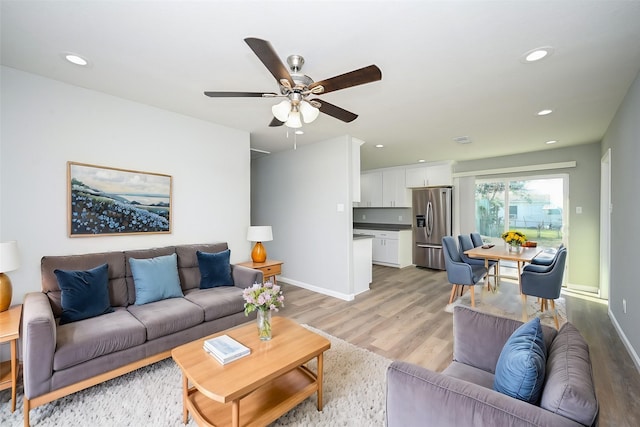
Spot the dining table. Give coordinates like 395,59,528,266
464,244,543,322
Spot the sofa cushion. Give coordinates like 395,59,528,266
184,287,245,322
124,246,176,305
42,251,127,316
176,243,229,291
127,297,204,340
197,249,234,289
494,317,546,404
53,308,147,371
442,361,495,390
129,253,183,305
54,263,114,325
540,322,598,426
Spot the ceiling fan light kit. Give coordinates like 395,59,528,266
205,37,382,130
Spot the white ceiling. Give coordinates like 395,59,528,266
2,0,640,170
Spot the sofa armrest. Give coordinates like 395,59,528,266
22,292,57,399
386,361,583,427
231,264,263,288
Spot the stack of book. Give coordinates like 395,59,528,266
203,334,250,365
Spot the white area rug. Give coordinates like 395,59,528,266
445,280,567,329
0,325,391,427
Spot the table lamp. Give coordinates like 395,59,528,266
247,226,273,263
0,241,20,312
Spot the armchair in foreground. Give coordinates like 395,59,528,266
386,306,598,427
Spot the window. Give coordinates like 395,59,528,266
475,176,566,247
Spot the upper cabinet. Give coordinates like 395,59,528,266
360,171,383,207
382,169,410,207
358,162,453,207
359,169,410,208
405,163,453,187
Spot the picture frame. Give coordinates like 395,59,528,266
68,162,172,237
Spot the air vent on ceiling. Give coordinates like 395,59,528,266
453,136,472,144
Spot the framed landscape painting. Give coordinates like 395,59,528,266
68,162,172,236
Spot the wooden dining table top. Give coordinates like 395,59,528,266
464,244,543,262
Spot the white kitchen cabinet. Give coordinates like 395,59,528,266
360,169,410,207
360,172,383,207
356,229,412,268
382,169,410,207
405,163,453,187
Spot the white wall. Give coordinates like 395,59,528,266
250,136,356,299
0,67,252,305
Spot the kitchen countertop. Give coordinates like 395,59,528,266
353,223,412,231
353,234,375,240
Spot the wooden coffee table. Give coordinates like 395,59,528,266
171,317,331,427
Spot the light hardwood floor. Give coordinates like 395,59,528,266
278,264,640,427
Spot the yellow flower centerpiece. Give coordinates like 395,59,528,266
501,230,527,250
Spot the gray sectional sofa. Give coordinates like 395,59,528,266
21,243,261,427
386,306,599,427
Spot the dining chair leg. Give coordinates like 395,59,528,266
449,285,458,304
459,285,465,296
521,294,528,322
551,299,559,329
470,286,476,307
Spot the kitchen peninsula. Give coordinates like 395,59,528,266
353,223,412,268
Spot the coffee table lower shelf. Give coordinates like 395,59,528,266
184,365,319,427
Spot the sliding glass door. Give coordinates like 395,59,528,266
475,175,567,248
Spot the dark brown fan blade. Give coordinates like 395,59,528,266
308,65,381,94
244,38,294,88
269,117,284,127
204,91,276,98
311,99,358,123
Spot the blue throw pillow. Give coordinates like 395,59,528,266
494,317,547,404
130,253,183,305
197,249,234,289
55,263,114,325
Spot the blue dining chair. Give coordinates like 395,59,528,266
459,234,498,288
520,248,567,329
470,232,484,247
530,243,565,266
442,236,487,307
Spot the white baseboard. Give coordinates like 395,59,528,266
279,276,355,301
608,308,640,372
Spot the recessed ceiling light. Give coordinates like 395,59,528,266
375,144,384,148
63,53,89,66
418,159,426,163
545,140,558,145
521,46,554,63
537,109,553,116
295,130,304,135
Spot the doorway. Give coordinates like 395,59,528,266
599,149,611,301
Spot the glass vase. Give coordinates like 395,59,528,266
257,309,272,341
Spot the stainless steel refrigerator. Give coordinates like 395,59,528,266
413,187,453,270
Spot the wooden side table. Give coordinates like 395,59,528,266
237,259,283,284
0,304,22,413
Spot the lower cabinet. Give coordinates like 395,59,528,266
356,229,412,268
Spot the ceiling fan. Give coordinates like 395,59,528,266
204,38,382,129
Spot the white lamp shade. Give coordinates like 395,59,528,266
272,100,291,122
247,226,273,242
285,110,302,128
0,241,20,272
300,100,320,123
